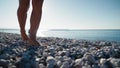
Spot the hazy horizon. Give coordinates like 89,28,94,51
0,28,120,30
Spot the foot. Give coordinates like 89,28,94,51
28,34,40,46
28,38,40,46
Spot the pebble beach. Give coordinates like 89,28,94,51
0,32,120,68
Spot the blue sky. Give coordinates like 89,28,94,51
0,0,120,29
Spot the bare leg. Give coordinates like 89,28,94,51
28,0,44,45
17,0,30,41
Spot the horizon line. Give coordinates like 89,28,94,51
0,28,120,30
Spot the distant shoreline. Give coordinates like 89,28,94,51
0,28,120,31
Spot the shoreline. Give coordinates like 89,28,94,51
0,32,120,68
1,29,120,42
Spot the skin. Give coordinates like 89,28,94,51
17,0,44,45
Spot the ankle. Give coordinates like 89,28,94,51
20,30,26,34
29,30,37,39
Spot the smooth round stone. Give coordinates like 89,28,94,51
64,57,72,64
55,56,64,61
75,59,82,64
100,58,107,64
60,61,70,68
46,56,56,66
42,52,49,57
74,59,82,68
83,53,96,64
110,58,120,67
95,50,105,58
63,50,70,57
57,61,62,67
39,64,45,68
49,47,55,52
0,59,9,68
57,51,65,56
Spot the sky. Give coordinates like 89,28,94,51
0,0,120,29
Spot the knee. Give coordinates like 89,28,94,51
32,0,44,10
18,6,29,15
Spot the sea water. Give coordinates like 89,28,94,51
0,29,120,42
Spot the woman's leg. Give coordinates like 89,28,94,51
29,0,44,45
17,0,30,41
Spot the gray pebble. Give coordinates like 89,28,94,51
110,58,120,67
60,61,70,68
0,59,9,68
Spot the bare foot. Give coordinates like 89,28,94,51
27,34,40,46
28,38,40,46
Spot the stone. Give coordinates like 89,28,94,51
58,51,66,56
92,64,100,68
63,57,72,64
55,56,64,61
60,61,70,68
8,65,16,68
74,59,82,68
57,61,62,67
83,53,96,64
0,59,9,68
100,58,107,64
0,53,10,59
95,50,105,59
46,56,56,68
82,65,91,68
43,52,49,57
39,64,45,68
110,58,120,67
46,64,54,68
113,48,120,58
100,64,108,68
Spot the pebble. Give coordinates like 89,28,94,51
100,58,107,64
74,59,82,68
57,61,62,67
46,56,57,68
39,63,45,68
83,53,96,64
60,61,70,68
110,58,120,67
0,59,9,68
0,53,10,60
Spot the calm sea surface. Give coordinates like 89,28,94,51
0,29,120,42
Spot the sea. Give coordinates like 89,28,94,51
0,29,120,42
